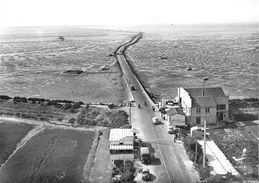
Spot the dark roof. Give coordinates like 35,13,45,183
192,96,217,107
185,87,226,97
167,107,185,116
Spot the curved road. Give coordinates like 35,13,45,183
115,33,199,183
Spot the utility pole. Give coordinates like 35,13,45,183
203,120,207,167
202,77,209,96
195,140,198,162
129,101,131,124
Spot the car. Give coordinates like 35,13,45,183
142,168,151,181
130,85,135,90
152,117,160,125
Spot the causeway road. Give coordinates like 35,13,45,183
115,32,199,183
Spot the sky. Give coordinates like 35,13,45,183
0,0,259,27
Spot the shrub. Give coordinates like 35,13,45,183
68,118,76,123
233,113,258,121
13,96,28,103
72,102,82,109
0,95,12,100
15,112,21,117
64,103,73,110
57,117,63,121
183,136,203,163
199,167,211,180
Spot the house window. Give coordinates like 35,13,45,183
196,108,200,114
217,104,226,110
205,107,210,113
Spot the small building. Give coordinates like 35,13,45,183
177,87,229,126
109,128,134,162
166,107,186,127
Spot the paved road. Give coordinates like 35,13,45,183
115,33,199,183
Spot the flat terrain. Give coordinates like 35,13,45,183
0,27,131,104
127,25,258,99
0,122,33,165
0,128,96,183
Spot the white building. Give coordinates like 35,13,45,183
177,87,229,126
109,128,134,162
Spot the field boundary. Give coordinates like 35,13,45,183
82,130,100,182
0,125,45,170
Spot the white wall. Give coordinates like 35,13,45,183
110,136,134,145
168,114,185,126
178,87,192,116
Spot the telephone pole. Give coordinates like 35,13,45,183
203,120,207,167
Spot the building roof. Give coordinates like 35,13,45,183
110,144,133,150
167,107,185,116
109,128,133,142
192,96,217,107
185,87,226,97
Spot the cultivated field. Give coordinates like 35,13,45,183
0,128,96,183
0,122,33,165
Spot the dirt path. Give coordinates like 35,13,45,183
82,131,99,182
0,116,106,131
0,125,45,170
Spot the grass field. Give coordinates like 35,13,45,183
0,128,96,183
0,122,33,165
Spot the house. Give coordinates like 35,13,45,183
109,128,134,162
166,107,186,127
177,87,229,126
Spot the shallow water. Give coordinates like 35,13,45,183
126,24,259,99
0,26,132,102
0,25,258,101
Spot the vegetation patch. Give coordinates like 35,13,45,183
76,105,129,128
230,98,259,121
0,128,96,183
0,96,83,122
0,122,33,165
210,127,258,180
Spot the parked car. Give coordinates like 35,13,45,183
168,126,177,134
152,117,160,125
130,85,135,90
140,147,150,164
142,168,151,181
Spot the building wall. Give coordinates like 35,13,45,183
110,136,134,145
215,96,229,111
190,107,217,125
215,96,229,121
168,114,186,126
178,87,192,116
110,153,134,161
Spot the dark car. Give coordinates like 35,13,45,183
142,168,151,181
